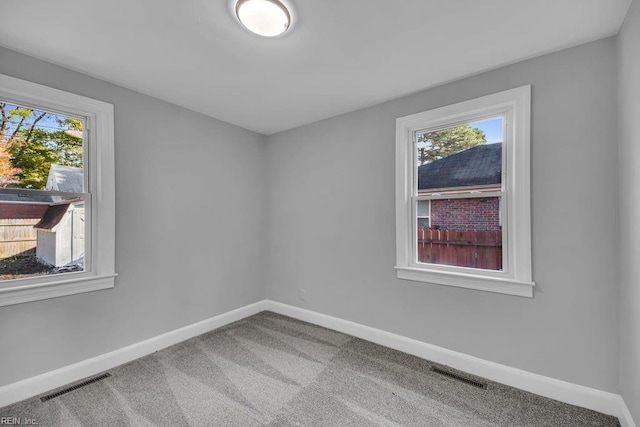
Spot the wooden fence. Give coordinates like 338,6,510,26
0,219,39,259
417,227,502,270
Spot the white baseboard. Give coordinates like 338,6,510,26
0,298,635,427
618,397,638,427
0,300,268,408
265,300,636,427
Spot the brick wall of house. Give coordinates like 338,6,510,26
0,203,49,220
430,197,500,231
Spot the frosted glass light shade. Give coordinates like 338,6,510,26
236,0,290,37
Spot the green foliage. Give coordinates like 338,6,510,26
417,125,486,165
10,108,33,121
62,117,83,131
7,117,83,189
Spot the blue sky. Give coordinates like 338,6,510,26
469,116,503,144
1,102,71,138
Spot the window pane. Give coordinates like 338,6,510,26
0,101,84,191
0,192,86,281
417,200,429,217
416,196,502,271
416,117,503,194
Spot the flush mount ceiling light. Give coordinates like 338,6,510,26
235,0,291,37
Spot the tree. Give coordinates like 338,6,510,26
1,103,49,187
8,121,83,189
0,142,19,186
0,103,82,189
417,125,486,165
0,103,48,144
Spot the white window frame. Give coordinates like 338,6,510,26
0,74,116,307
395,85,534,297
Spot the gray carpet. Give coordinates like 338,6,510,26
0,311,620,426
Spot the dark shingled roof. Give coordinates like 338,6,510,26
34,203,71,230
418,143,502,191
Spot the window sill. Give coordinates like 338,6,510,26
0,274,117,307
395,266,534,297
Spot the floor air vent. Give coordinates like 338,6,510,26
40,373,111,402
430,366,487,389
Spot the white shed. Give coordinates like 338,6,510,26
34,201,85,268
33,164,85,268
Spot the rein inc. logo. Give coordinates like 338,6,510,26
0,417,38,425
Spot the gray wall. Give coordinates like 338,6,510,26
0,47,267,387
266,38,620,392
617,0,640,421
0,27,630,403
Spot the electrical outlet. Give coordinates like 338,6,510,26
299,289,306,301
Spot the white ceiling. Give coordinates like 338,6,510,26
0,0,632,135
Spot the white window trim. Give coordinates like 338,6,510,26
395,85,534,298
0,73,116,307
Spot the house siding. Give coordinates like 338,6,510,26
429,197,500,231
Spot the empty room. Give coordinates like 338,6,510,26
0,0,638,425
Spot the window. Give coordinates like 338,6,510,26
417,200,430,228
0,74,115,306
395,86,534,297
